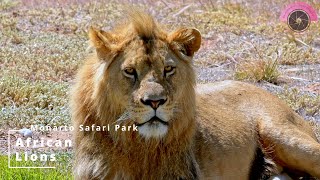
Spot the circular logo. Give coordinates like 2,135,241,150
287,9,310,32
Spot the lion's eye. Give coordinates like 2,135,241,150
123,67,136,78
164,66,175,76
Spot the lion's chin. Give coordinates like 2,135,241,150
137,122,168,139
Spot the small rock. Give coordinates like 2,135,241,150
18,128,33,137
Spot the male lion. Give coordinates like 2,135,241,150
71,11,320,180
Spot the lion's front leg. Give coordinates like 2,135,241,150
259,119,320,178
73,149,114,180
73,134,116,180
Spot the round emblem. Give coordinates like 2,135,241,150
287,9,310,32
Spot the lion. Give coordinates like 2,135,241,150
70,10,320,180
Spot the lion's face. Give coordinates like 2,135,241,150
89,20,201,139
109,40,188,138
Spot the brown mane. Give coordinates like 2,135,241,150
71,10,199,179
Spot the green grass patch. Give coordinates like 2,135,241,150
0,153,72,180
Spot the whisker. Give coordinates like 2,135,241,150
114,110,133,124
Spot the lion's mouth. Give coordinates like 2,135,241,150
136,116,168,126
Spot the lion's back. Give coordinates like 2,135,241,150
195,81,259,179
194,80,316,179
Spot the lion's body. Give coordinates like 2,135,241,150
71,10,320,180
195,81,320,179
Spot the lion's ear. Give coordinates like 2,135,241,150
89,27,115,59
168,28,201,57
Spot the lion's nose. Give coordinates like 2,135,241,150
141,98,167,110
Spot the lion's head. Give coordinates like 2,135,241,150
72,11,201,141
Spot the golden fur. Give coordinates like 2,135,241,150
71,11,320,180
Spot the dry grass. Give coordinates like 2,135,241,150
0,76,70,128
234,59,280,84
0,0,319,127
278,88,320,117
